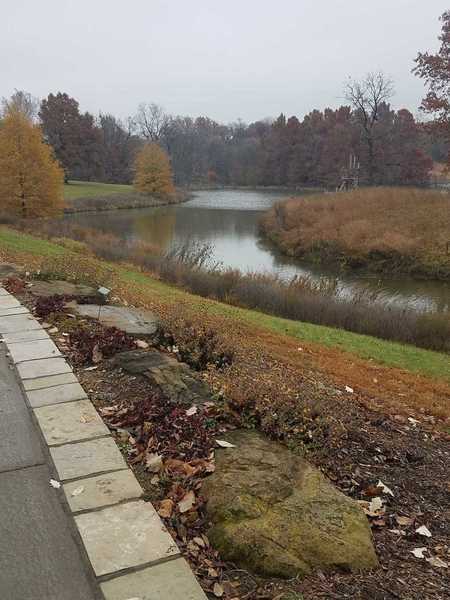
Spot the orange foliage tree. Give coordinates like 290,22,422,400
0,109,64,218
133,142,175,199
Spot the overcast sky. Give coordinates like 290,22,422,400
2,1,447,123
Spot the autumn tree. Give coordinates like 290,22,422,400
133,142,175,198
0,109,64,218
1,89,39,122
345,72,394,183
39,92,102,181
414,11,450,145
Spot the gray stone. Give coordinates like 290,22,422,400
74,501,179,576
70,303,160,335
26,382,87,407
29,279,99,299
0,350,44,471
8,338,61,363
0,465,97,600
101,558,207,600
17,357,72,380
2,329,50,343
115,350,212,406
63,470,142,512
0,306,29,316
23,371,78,391
51,437,127,481
203,430,378,578
0,295,21,308
0,263,22,280
34,399,110,446
0,287,9,295
0,313,41,333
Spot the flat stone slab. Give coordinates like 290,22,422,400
23,371,78,391
2,329,50,343
26,381,87,408
34,399,110,446
101,558,207,600
51,437,127,481
115,350,213,406
0,314,41,333
75,501,179,576
0,306,29,316
8,338,61,363
29,279,98,299
17,357,72,380
0,351,44,471
0,286,11,295
64,470,142,513
70,303,160,335
0,465,96,600
0,295,21,308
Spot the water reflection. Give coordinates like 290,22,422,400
67,190,450,312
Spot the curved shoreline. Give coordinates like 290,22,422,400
64,191,191,214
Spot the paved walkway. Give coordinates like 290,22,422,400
0,349,100,600
0,286,207,600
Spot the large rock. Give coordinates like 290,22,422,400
69,304,160,336
114,349,212,406
202,430,378,578
30,280,99,299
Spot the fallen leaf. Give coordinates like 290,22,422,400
408,417,420,426
80,414,95,424
185,406,198,416
71,486,85,497
208,567,219,578
369,497,384,513
377,479,394,496
158,499,174,518
396,515,413,527
178,490,196,513
145,453,163,473
216,439,236,448
150,474,159,485
213,582,224,597
416,525,432,538
135,340,149,349
49,479,61,489
411,547,428,558
345,385,354,393
193,536,205,547
84,366,98,371
426,556,448,569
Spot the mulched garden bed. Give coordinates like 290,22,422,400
8,278,450,599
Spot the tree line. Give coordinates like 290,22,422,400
2,8,450,192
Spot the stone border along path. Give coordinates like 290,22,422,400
0,287,207,600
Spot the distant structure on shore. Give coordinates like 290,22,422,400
339,154,360,191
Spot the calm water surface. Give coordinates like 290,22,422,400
67,190,450,312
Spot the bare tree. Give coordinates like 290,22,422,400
345,72,394,184
1,89,40,122
133,102,171,141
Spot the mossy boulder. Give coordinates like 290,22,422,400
202,430,377,578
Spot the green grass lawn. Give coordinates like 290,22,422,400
0,226,449,383
64,180,133,200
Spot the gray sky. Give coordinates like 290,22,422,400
2,0,447,123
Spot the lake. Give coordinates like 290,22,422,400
67,189,450,312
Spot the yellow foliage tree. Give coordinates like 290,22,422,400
0,109,64,218
133,142,175,199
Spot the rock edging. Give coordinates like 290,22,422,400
0,286,206,600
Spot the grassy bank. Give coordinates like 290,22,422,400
5,220,450,353
0,226,449,384
261,187,450,279
63,180,188,213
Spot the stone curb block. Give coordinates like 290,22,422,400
0,287,207,600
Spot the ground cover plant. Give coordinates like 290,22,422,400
261,187,450,279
